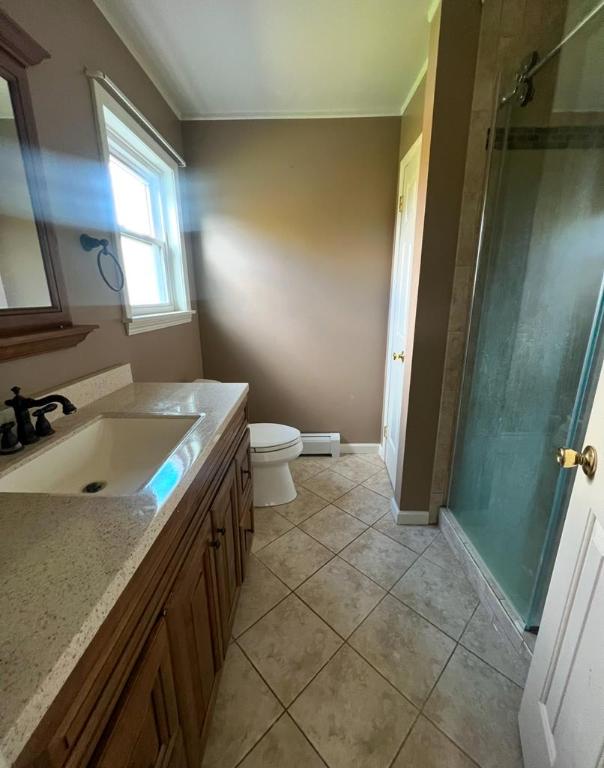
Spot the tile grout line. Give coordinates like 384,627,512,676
235,460,521,768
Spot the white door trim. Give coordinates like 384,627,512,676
381,134,422,506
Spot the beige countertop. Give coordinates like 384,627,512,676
0,381,248,767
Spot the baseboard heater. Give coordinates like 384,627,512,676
301,432,341,457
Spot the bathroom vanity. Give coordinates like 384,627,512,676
0,381,253,768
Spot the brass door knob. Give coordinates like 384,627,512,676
556,446,597,478
392,351,405,362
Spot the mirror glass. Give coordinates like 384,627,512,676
0,76,51,309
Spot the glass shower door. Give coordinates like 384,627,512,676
449,4,604,627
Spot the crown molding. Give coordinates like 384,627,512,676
399,58,428,116
181,109,401,121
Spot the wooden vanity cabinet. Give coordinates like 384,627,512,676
91,618,185,768
15,405,252,768
163,514,222,767
210,462,241,642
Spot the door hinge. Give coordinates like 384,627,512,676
383,424,388,439
398,194,404,213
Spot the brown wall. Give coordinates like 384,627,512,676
396,0,481,517
399,75,426,161
183,118,400,443
0,0,203,394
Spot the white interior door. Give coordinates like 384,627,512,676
519,360,604,767
382,137,421,487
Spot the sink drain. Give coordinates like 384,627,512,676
82,481,107,494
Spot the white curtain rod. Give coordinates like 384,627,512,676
85,68,186,168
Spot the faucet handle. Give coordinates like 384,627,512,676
33,404,57,437
0,421,22,454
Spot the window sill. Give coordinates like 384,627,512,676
124,310,195,336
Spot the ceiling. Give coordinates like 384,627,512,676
94,0,434,120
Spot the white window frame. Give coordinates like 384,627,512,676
91,81,193,335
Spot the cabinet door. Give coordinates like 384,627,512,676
211,463,241,642
239,491,254,581
164,514,222,767
93,618,185,768
234,429,252,501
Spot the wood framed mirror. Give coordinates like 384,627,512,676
0,9,96,361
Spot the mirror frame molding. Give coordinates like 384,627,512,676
0,9,96,361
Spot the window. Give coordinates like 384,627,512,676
92,82,193,335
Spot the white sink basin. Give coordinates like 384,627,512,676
0,415,200,496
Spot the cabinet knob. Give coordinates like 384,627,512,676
210,539,221,549
216,527,226,535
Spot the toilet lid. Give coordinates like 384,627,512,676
250,423,301,452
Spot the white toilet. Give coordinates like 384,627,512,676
249,423,303,507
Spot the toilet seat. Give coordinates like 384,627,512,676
250,423,301,453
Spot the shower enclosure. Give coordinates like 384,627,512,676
448,1,604,629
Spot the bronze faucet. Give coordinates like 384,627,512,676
4,386,77,446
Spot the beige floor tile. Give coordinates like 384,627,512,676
202,644,283,768
460,605,530,687
301,469,356,502
393,716,478,768
273,487,328,524
372,517,439,553
238,594,342,705
334,484,391,525
391,557,478,639
232,556,290,637
423,532,463,571
339,528,417,589
362,469,393,498
251,507,293,553
349,595,455,706
356,453,385,468
290,457,331,484
290,646,417,768
424,646,524,768
238,714,326,768
330,455,382,483
296,557,385,637
299,504,367,553
256,528,333,589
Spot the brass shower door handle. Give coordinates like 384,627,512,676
392,351,405,362
556,445,597,478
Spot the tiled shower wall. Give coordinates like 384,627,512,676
429,0,572,516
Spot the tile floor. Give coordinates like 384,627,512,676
203,454,529,768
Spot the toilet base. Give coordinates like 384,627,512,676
253,462,297,507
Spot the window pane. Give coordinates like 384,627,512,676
120,235,170,307
109,155,154,236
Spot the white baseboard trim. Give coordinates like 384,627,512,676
390,497,430,525
378,443,385,460
340,443,380,455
